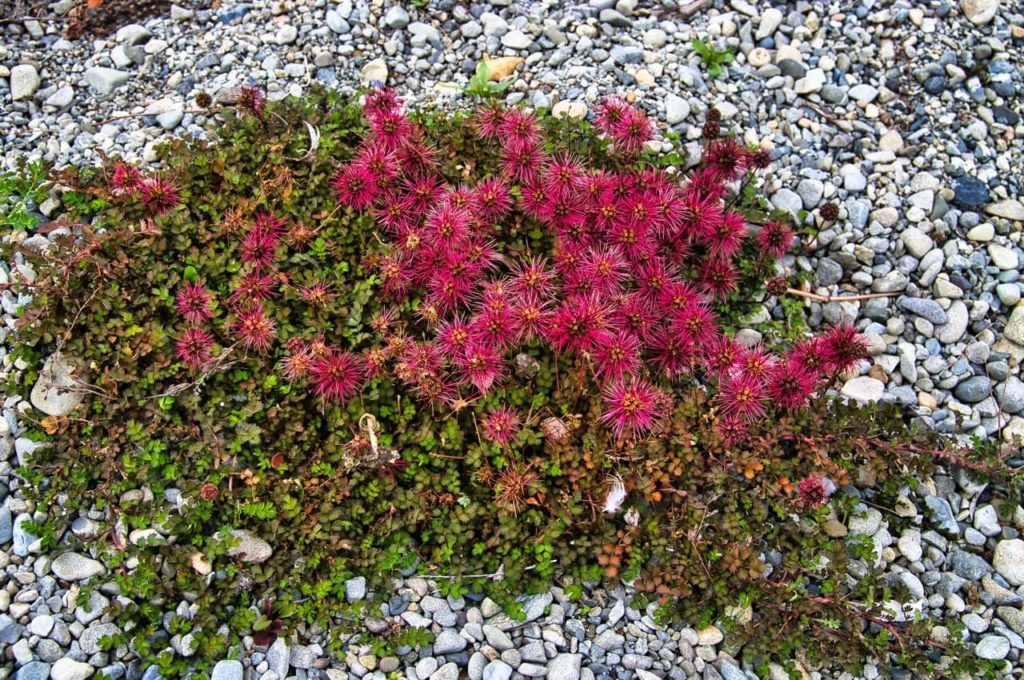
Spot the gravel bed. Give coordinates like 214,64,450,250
2,0,1023,678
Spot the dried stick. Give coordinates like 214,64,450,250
678,0,713,19
787,287,900,303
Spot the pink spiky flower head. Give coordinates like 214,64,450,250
715,414,748,446
716,371,767,422
482,405,522,446
510,256,556,299
471,306,517,351
703,138,748,183
671,302,718,350
543,153,587,197
789,337,829,379
332,164,379,213
594,96,631,135
820,324,869,375
472,178,513,224
594,331,642,383
648,325,694,378
512,293,550,343
176,282,214,324
240,230,279,271
437,315,473,357
580,247,628,297
232,305,276,353
766,359,817,411
497,108,540,147
458,341,505,394
501,140,546,186
230,271,277,305
705,211,747,260
680,185,725,240
364,86,401,119
697,256,739,301
757,222,794,260
611,106,653,158
613,292,657,342
357,143,401,189
112,162,142,196
797,475,831,509
281,344,313,382
547,294,611,355
601,377,667,439
176,327,214,369
474,103,506,140
702,333,743,381
310,349,365,403
140,176,180,215
738,344,777,381
369,109,414,151
299,280,335,307
236,84,267,119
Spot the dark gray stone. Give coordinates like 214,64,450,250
954,376,991,404
924,496,959,534
897,297,948,324
952,177,989,209
949,548,992,581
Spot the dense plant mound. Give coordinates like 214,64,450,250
7,88,1002,677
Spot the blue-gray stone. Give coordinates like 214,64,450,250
718,660,746,680
778,59,806,79
924,496,959,534
345,576,366,602
609,46,643,65
954,376,991,404
994,106,1020,126
196,53,220,70
217,4,250,23
816,258,843,286
897,297,948,324
949,548,992,581
434,629,468,654
952,177,989,209
211,660,243,680
846,199,870,228
100,665,126,680
995,377,1024,414
388,594,409,615
12,512,37,557
0,614,22,644
14,662,50,680
923,75,947,95
0,505,11,544
316,67,336,86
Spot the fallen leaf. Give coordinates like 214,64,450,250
41,416,62,435
483,56,524,82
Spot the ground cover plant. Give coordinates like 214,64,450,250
5,86,1015,678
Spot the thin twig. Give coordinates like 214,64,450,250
798,100,854,132
787,287,900,303
95,107,219,127
676,0,713,19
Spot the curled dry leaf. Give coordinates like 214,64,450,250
483,56,524,82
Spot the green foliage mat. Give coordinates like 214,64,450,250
5,88,1010,678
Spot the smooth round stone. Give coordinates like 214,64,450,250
747,47,771,67
996,284,1021,306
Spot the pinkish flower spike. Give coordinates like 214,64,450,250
176,327,214,369
601,377,667,439
176,283,215,324
482,406,522,446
